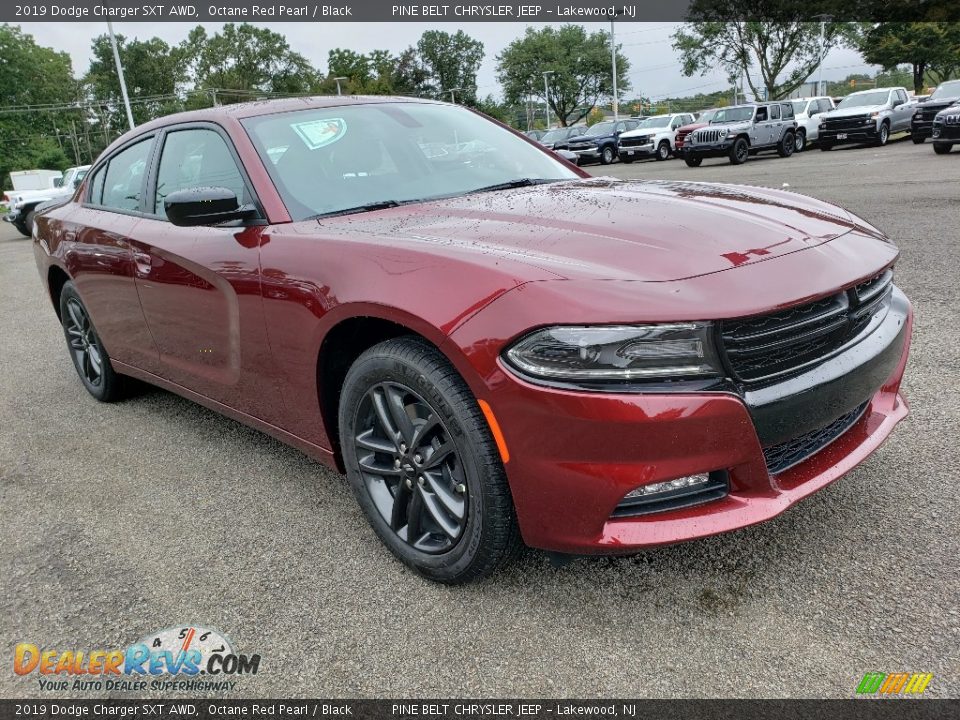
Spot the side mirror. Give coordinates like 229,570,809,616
164,186,259,227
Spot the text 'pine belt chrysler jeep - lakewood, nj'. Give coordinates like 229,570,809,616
681,102,798,167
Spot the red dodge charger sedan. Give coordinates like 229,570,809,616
33,97,912,583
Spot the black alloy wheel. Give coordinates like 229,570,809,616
933,143,953,154
353,381,468,554
59,281,124,401
729,137,749,165
778,131,796,158
339,337,521,583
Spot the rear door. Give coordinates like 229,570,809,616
70,135,160,373
127,123,279,416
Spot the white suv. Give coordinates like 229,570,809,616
618,113,696,162
789,96,835,151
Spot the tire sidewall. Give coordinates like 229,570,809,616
729,138,748,164
601,146,615,164
339,347,495,581
878,123,889,145
795,129,805,151
59,281,117,401
657,141,670,160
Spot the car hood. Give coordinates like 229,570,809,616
297,178,874,283
620,129,660,139
825,105,887,118
677,122,707,133
567,134,611,144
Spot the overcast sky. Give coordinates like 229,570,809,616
20,21,876,101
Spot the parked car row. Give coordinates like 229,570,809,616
3,164,90,237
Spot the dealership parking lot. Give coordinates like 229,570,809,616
1,137,958,698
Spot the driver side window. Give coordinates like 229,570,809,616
154,128,247,216
755,107,768,122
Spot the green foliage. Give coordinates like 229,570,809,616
417,30,484,105
497,24,630,127
856,22,960,92
0,25,78,189
673,20,855,100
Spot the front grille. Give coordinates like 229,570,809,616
675,129,692,146
763,401,869,475
720,270,894,384
693,129,724,143
619,135,653,148
821,114,872,131
919,103,951,121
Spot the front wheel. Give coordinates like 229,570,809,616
778,131,796,158
656,140,671,160
820,142,833,151
912,135,925,145
59,281,125,402
684,155,703,167
794,129,806,152
933,143,953,155
600,146,615,165
12,220,30,237
875,122,890,147
339,337,521,584
728,137,749,165
620,155,634,164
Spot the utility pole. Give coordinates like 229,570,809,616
542,71,554,128
610,20,619,121
445,87,464,104
106,22,135,131
818,17,831,95
69,120,82,165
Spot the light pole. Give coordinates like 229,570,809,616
542,71,555,129
334,77,348,96
106,22,135,131
444,87,465,104
816,15,832,96
610,20,619,121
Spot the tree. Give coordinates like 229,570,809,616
85,34,185,134
392,46,432,97
673,21,853,100
0,25,76,188
857,23,960,92
180,23,317,103
417,30,484,104
497,25,630,126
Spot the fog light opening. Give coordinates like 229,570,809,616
612,471,729,518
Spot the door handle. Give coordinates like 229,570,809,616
133,251,151,274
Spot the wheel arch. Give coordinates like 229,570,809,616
47,265,71,321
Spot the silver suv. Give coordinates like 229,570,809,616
818,87,913,149
681,102,798,166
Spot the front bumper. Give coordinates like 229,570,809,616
3,208,23,223
682,140,734,158
481,288,912,554
619,143,656,159
570,146,601,160
819,122,880,145
911,119,934,139
932,123,960,142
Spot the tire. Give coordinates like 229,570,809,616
656,140,671,161
728,137,749,165
912,135,925,145
339,336,522,584
933,143,953,155
684,155,703,167
778,131,796,158
620,155,634,164
600,146,615,165
794,129,806,152
12,221,30,238
820,142,833,151
875,122,889,147
59,281,125,402
24,210,36,237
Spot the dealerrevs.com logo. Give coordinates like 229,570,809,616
14,626,260,692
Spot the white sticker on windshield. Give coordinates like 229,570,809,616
291,118,347,149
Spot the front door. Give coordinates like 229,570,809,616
127,124,279,417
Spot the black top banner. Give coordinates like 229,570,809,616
0,700,959,720
4,0,959,23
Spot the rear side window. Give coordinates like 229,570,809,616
769,104,781,120
780,103,794,119
154,128,247,215
101,138,153,212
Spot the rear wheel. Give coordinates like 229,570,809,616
600,146,615,165
59,281,125,402
794,129,806,152
933,143,953,155
684,155,703,167
728,137,749,165
656,140,671,160
778,131,796,158
339,337,521,584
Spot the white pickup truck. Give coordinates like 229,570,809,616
4,165,90,237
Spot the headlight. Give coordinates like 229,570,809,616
503,324,722,381
870,111,881,118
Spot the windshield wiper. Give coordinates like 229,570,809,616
467,178,561,195
308,200,406,219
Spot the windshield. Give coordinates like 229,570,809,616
636,116,672,129
711,106,754,123
931,80,960,100
584,121,616,136
540,128,567,143
697,109,718,122
242,103,578,220
838,90,890,108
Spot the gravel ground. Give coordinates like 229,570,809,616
1,136,958,699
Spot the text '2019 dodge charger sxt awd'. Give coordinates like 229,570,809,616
33,97,912,583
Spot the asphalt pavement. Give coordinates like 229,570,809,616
1,136,958,698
